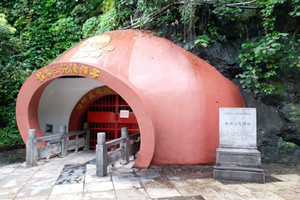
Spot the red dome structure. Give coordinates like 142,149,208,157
16,29,244,167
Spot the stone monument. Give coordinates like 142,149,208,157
213,108,265,183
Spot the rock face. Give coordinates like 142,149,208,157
190,43,300,165
165,24,300,165
279,103,300,146
241,88,300,165
195,42,243,79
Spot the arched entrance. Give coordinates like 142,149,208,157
16,62,156,168
87,93,139,148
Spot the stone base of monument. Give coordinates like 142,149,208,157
214,165,265,183
213,147,265,183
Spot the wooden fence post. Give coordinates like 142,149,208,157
60,125,68,157
26,129,37,167
120,127,129,165
84,122,90,150
96,132,107,177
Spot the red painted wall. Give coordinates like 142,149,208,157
17,30,244,167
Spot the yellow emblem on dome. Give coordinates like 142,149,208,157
79,35,112,52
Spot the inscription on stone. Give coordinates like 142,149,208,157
219,108,256,148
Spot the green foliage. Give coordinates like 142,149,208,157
290,0,300,16
194,26,227,48
0,0,81,68
212,1,242,22
50,17,82,52
0,14,29,145
194,34,213,48
0,128,23,146
116,0,175,29
291,107,300,118
0,13,15,34
0,13,23,64
116,0,135,27
237,33,290,94
136,0,162,15
0,62,31,146
0,0,123,146
82,0,118,38
278,141,297,149
179,1,197,37
257,0,283,33
237,0,300,94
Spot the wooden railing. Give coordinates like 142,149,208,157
96,127,140,177
26,123,90,167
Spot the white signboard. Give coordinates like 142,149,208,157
120,110,130,118
219,108,256,148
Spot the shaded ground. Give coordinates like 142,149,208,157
141,163,300,177
137,163,300,186
0,145,26,164
146,165,214,180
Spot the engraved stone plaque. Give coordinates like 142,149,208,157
219,108,256,148
214,107,265,183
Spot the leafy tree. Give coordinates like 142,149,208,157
82,0,118,38
0,13,31,146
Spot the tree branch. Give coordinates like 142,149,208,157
122,0,258,30
226,0,257,7
122,3,173,29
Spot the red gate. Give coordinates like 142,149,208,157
87,94,139,149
